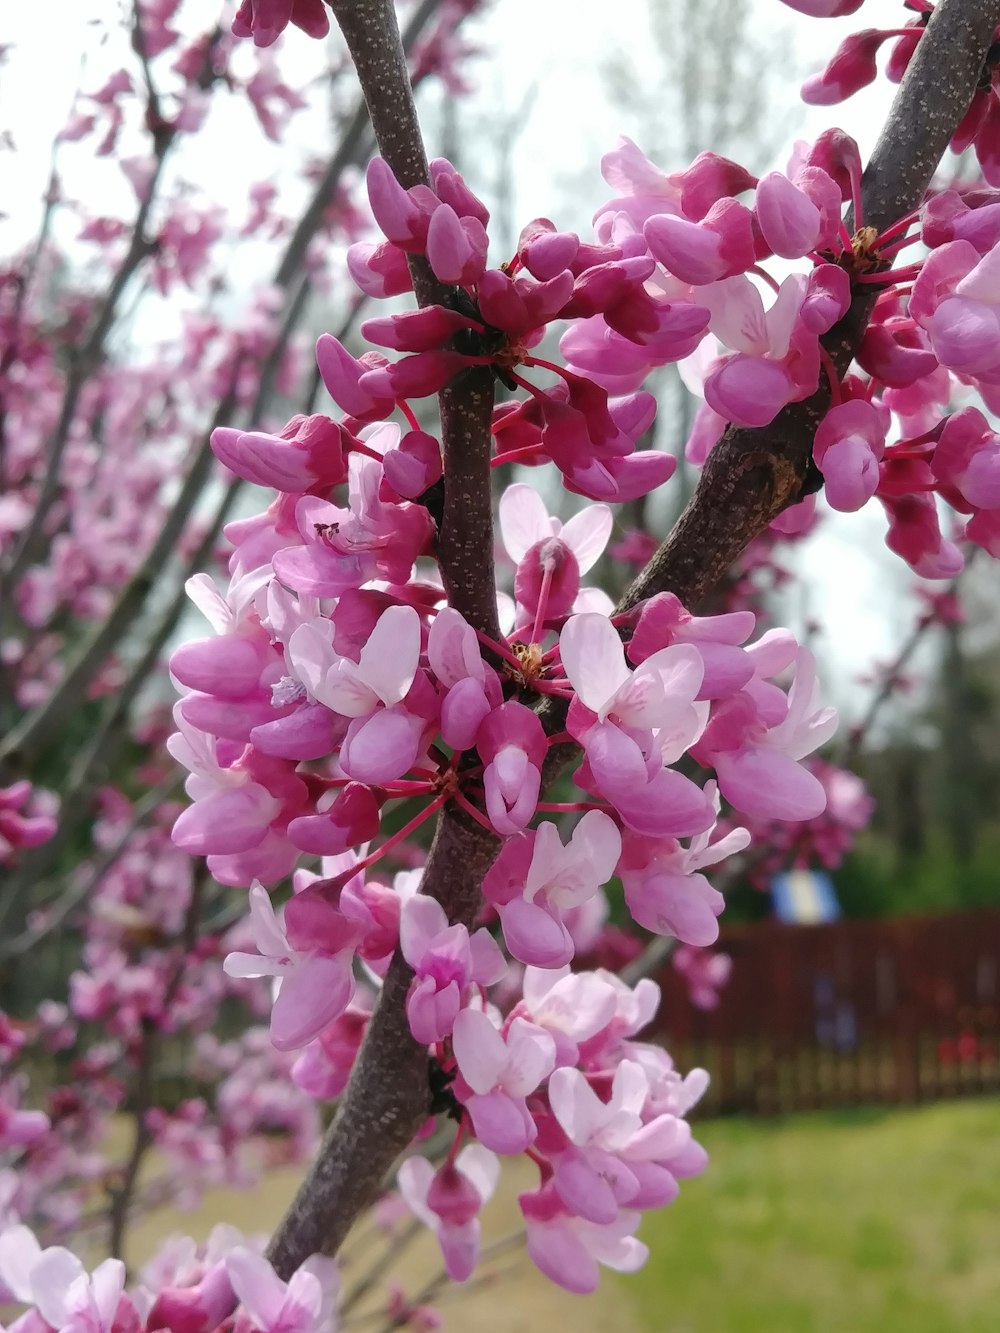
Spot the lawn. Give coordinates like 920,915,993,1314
124,1099,1000,1332
623,1099,1000,1333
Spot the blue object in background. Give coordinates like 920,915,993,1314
771,869,841,924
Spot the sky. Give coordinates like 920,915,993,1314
0,0,940,720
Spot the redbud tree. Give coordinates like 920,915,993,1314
3,0,1000,1327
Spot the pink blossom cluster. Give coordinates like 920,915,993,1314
0,1221,340,1333
158,152,853,1295
1,795,320,1242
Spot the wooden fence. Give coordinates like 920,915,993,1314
651,908,1000,1115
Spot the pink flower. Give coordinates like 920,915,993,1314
223,882,359,1052
225,1248,338,1333
0,1086,49,1151
399,894,506,1044
618,790,750,946
426,607,501,752
699,267,850,427
397,1145,500,1281
693,648,839,821
932,407,1000,510
560,613,704,731
167,713,305,886
813,399,886,512
547,1060,691,1223
513,967,619,1068
498,484,613,628
287,605,433,784
231,0,331,47
451,1010,555,1154
482,813,622,968
0,1231,141,1333
626,592,756,700
754,167,841,257
673,945,733,1011
475,702,547,835
273,456,433,597
519,1184,647,1295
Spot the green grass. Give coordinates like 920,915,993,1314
620,1100,1000,1333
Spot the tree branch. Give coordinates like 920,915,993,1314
267,0,503,1274
624,0,1000,612
328,0,500,638
262,0,1000,1278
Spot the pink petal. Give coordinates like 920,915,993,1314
271,954,355,1051
559,614,629,715
498,484,552,562
715,746,827,821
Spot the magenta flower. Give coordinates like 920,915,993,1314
451,1010,555,1154
399,893,506,1044
210,415,348,494
223,882,359,1052
482,813,622,968
475,702,547,835
231,0,331,47
0,782,57,865
519,1183,647,1295
813,398,886,512
225,1248,339,1333
644,197,756,287
397,1145,500,1282
693,648,839,821
778,0,865,13
618,787,750,946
